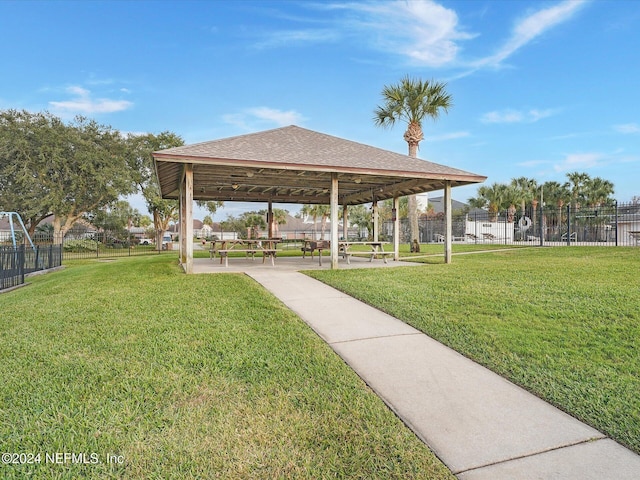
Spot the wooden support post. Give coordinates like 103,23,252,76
393,196,400,261
179,164,194,274
372,201,379,242
330,173,339,269
267,200,273,239
179,170,185,263
444,181,452,264
342,204,348,241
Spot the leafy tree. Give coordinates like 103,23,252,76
138,215,153,228
125,132,184,248
511,177,538,215
541,181,571,208
583,176,614,207
0,110,63,234
565,171,590,208
219,211,267,239
466,195,488,211
346,204,372,239
242,212,266,238
475,183,509,221
300,204,330,239
258,208,288,237
196,200,224,217
374,76,452,243
220,215,246,239
0,110,136,241
88,200,140,233
299,205,318,238
469,173,615,221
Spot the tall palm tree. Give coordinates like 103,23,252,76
476,183,508,222
300,204,330,239
511,177,538,216
374,75,452,243
584,177,614,207
300,204,318,238
542,181,571,209
565,171,590,208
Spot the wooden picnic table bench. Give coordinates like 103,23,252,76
339,241,392,264
301,240,330,265
210,239,279,267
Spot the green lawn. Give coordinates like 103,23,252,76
193,240,525,260
307,247,640,454
0,256,453,479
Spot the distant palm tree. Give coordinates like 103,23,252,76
476,183,508,221
374,75,452,243
542,181,571,209
300,204,330,239
585,177,614,207
271,208,288,237
467,195,488,210
511,177,538,216
566,171,590,208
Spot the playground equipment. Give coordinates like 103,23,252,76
0,212,37,250
0,212,43,270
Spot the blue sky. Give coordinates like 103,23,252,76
1,0,638,220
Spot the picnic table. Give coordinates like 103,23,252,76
209,239,280,267
301,240,330,266
338,241,392,264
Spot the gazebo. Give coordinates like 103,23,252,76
152,125,486,273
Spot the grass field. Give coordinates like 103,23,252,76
0,256,454,479
307,247,640,454
192,240,524,260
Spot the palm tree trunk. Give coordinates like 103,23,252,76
408,194,419,243
405,124,422,244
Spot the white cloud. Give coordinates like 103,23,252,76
254,29,339,49
223,107,307,130
49,86,133,114
246,107,306,126
481,108,559,124
553,152,605,172
473,0,587,69
481,109,523,124
529,108,557,122
614,123,640,134
425,131,470,142
328,0,475,67
252,1,585,74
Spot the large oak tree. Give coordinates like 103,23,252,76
0,110,136,241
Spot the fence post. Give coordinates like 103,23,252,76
615,201,619,246
504,213,508,244
566,205,571,246
539,203,544,246
474,211,478,243
18,245,25,286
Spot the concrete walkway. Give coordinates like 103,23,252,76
246,269,640,479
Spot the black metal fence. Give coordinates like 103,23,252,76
33,229,163,260
383,202,640,246
0,244,63,290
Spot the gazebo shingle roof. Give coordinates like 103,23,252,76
153,125,485,205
